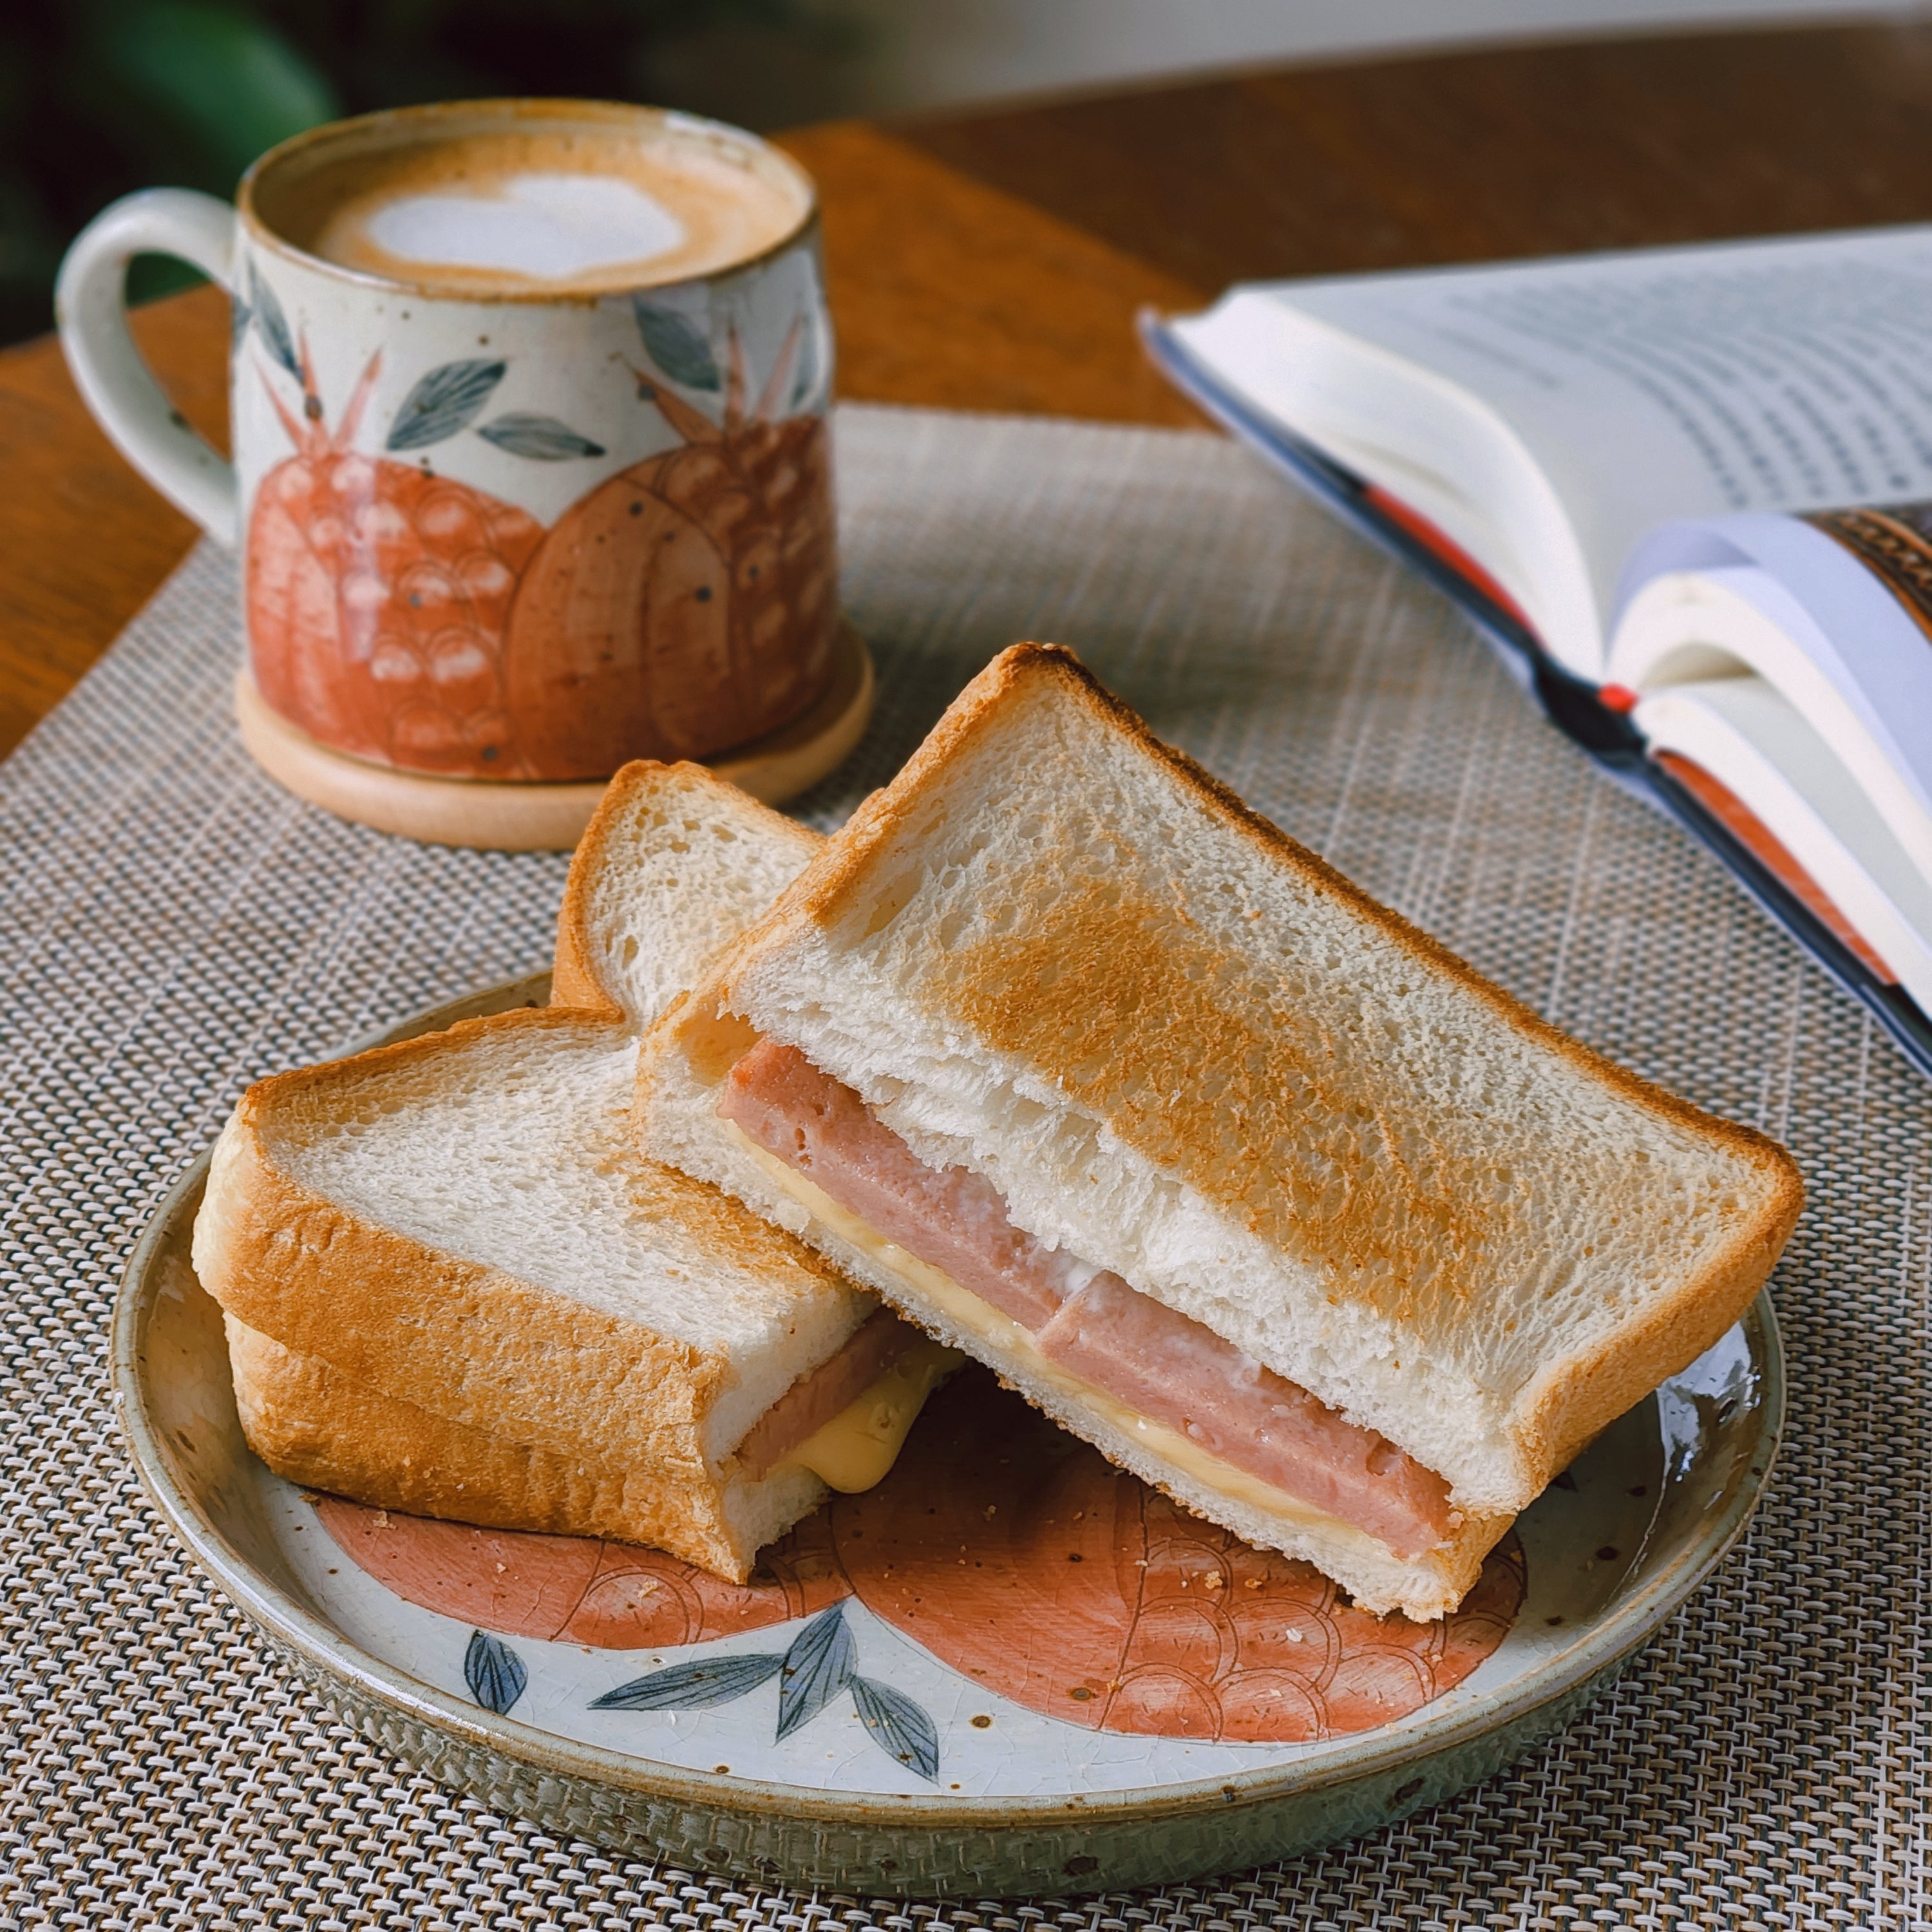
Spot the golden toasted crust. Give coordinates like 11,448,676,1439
671,644,1803,1498
1522,1171,1801,1479
551,758,826,1017
798,647,1801,1177
225,1316,756,1576
196,1014,728,1481
551,759,676,1014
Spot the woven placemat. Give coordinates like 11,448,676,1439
1,402,1918,1929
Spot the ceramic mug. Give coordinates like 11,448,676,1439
56,100,841,793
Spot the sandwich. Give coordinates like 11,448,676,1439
636,646,1804,1618
194,761,957,1582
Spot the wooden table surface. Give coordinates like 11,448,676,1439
12,17,1932,760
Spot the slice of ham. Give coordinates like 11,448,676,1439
718,1041,1455,1558
1035,1275,1452,1558
719,1041,1076,1329
734,1308,918,1479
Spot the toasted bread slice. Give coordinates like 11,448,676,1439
226,1312,729,1548
199,762,864,1580
638,647,1803,1615
547,757,820,1027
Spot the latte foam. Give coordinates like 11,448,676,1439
352,172,687,283
265,117,808,295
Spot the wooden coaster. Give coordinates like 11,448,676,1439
234,623,875,850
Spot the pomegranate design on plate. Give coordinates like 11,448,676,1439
241,272,835,780
317,1369,1523,1755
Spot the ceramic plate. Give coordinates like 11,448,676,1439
114,977,1783,1899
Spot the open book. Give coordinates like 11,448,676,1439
1144,228,1932,1077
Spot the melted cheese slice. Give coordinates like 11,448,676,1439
779,1339,960,1492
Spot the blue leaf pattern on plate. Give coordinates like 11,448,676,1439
633,301,720,391
464,1629,528,1714
248,265,301,381
585,1603,938,1777
386,359,507,451
474,413,607,460
777,1602,857,1741
851,1675,940,1781
589,1654,784,1710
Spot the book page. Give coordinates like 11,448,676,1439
1276,228,1932,659
1636,677,1932,1006
1613,507,1932,828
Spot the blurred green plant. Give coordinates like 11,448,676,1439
1,0,837,347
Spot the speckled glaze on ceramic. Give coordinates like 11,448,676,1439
113,978,1784,1900
59,102,837,782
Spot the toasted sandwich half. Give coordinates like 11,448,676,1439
637,647,1804,1618
195,762,955,1582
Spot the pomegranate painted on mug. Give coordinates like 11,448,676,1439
242,270,836,780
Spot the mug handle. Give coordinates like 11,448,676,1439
55,188,241,545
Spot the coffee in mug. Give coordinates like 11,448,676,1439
57,100,864,846
298,126,803,293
